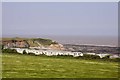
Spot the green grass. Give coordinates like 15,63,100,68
2,53,119,78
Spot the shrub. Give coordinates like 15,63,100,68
33,38,56,45
28,52,35,56
2,49,17,53
82,54,100,60
23,50,27,54
109,58,120,62
51,41,58,44
0,44,4,50
102,55,110,59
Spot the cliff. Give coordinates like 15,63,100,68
2,37,65,50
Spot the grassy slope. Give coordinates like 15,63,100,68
27,39,39,47
2,53,118,78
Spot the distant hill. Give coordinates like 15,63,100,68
1,37,65,50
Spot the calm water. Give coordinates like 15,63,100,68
48,36,118,47
27,35,118,47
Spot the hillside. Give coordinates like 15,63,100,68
2,37,65,50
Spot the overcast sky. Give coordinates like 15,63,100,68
2,2,118,37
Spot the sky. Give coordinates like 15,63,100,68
1,0,119,2
2,2,118,37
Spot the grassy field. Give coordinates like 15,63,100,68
2,53,119,78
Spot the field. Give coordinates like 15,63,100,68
2,53,119,78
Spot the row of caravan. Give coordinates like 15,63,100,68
10,48,119,59
11,48,83,57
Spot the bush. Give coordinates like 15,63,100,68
2,49,17,53
33,38,56,45
82,54,100,60
23,50,27,54
28,52,35,56
0,44,4,50
57,55,73,58
106,58,120,62
112,58,120,62
102,55,110,60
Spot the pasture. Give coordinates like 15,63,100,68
2,53,119,78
